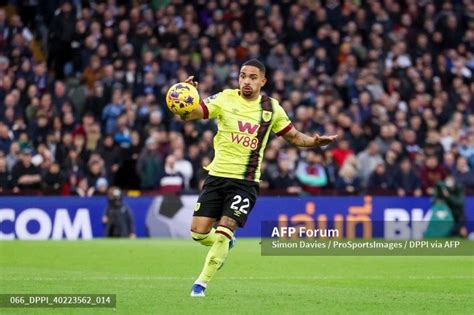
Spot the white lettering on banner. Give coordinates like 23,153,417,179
52,209,92,240
411,209,431,240
384,208,431,240
0,208,93,240
16,209,52,240
0,209,15,240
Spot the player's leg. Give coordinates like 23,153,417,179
190,176,225,247
192,216,238,296
190,216,216,246
192,180,258,296
191,178,258,297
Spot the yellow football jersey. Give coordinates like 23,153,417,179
200,89,293,182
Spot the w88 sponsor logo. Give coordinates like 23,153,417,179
231,133,259,150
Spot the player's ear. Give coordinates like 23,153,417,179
261,76,267,87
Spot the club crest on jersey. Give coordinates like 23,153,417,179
205,93,220,103
262,110,272,122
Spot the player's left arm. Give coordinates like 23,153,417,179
272,102,337,147
282,128,338,147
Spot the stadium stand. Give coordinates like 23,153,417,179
0,0,472,196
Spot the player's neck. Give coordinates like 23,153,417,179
239,91,260,102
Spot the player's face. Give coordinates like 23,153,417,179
239,66,266,100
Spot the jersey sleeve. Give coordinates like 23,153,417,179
271,101,293,136
200,92,222,119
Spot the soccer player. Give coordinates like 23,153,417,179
180,59,337,297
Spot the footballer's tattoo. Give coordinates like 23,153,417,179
283,129,315,147
283,128,338,148
218,216,239,232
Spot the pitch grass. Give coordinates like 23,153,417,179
0,240,473,315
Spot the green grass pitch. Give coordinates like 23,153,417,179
1,240,473,314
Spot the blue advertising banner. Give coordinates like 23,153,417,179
0,197,153,240
244,196,474,239
0,196,472,239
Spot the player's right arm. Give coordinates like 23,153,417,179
180,103,204,121
180,76,221,121
179,76,204,121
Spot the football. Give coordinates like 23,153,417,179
166,82,200,115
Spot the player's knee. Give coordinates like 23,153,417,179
191,230,210,245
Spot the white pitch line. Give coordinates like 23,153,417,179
2,276,473,281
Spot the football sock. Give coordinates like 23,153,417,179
191,228,217,246
196,226,234,285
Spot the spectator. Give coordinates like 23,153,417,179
331,138,354,168
424,130,445,162
6,142,20,171
85,157,104,189
136,137,163,189
113,113,133,148
374,124,396,155
357,141,383,187
96,135,121,184
335,159,361,195
48,0,76,79
0,122,13,155
367,162,392,192
268,158,302,194
173,148,194,191
160,154,184,193
52,81,71,112
347,123,369,154
458,135,474,164
81,55,102,90
383,149,399,179
95,177,109,195
453,156,474,190
392,158,422,197
102,89,125,135
42,162,64,194
295,150,328,194
74,177,95,197
196,155,211,191
11,148,41,192
0,155,11,191
420,155,448,195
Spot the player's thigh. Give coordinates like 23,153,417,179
193,175,225,228
222,181,259,228
217,215,239,232
191,216,216,233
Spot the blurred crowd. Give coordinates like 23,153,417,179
0,0,472,196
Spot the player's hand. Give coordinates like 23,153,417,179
184,76,198,88
314,134,338,146
178,112,191,121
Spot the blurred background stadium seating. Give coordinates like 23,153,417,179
0,0,472,197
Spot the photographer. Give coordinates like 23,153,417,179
432,175,467,238
102,186,136,238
